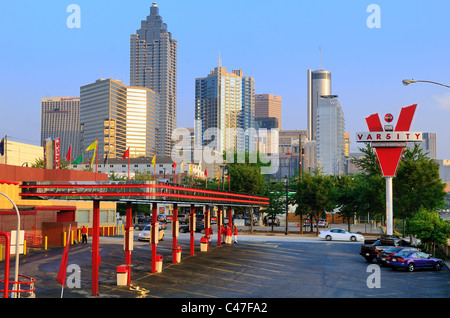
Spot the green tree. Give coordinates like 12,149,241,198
263,181,287,231
293,170,336,234
407,209,450,256
394,144,446,219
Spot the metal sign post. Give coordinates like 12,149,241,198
357,104,421,235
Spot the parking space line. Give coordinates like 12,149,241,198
168,266,265,287
199,257,282,274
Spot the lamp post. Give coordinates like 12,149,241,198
402,79,450,89
0,190,20,297
284,175,289,235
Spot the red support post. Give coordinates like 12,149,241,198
0,232,10,298
172,203,179,264
125,202,132,286
190,204,195,256
151,202,157,273
205,205,210,240
92,200,100,296
217,206,222,247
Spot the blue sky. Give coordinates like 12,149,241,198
1,0,449,158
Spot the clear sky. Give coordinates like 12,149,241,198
1,0,449,158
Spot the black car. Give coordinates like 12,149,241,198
179,221,206,234
377,246,419,265
177,214,189,224
133,222,150,230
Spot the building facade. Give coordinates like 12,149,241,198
307,69,331,141
41,96,81,159
255,94,282,129
316,95,345,175
80,79,159,161
130,2,177,157
195,66,255,154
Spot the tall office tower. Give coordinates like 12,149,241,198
254,94,282,129
195,66,255,154
316,95,345,175
407,132,437,159
307,69,331,141
41,96,81,159
80,79,160,160
130,2,177,157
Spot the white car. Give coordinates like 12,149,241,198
318,228,364,242
138,224,165,241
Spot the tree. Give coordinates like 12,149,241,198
263,182,287,231
407,209,450,256
352,144,446,228
394,144,446,219
293,170,336,234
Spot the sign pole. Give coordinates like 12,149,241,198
386,176,394,235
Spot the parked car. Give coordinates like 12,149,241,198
133,222,150,230
360,237,411,263
179,221,206,234
386,251,444,272
177,214,189,224
377,246,420,265
138,224,165,241
157,214,167,223
317,219,328,228
319,228,364,242
264,216,280,226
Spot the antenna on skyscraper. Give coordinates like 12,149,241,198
319,45,322,70
218,51,222,67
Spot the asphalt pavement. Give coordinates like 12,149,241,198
1,223,449,304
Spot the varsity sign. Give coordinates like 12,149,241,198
356,104,422,177
357,131,422,144
356,104,422,236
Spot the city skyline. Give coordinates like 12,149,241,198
1,1,450,159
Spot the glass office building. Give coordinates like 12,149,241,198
316,95,345,175
41,97,81,159
195,67,255,154
130,2,177,157
80,79,160,160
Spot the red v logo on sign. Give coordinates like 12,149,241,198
365,104,417,177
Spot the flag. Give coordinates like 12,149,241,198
90,150,96,166
123,148,130,161
216,171,220,180
205,168,208,177
57,228,72,287
103,154,108,167
190,164,193,175
85,140,97,151
66,145,72,162
151,155,156,167
72,154,83,165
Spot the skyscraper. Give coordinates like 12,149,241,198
195,66,255,154
254,94,282,129
307,69,331,141
130,2,177,157
41,96,81,159
80,79,160,160
316,95,345,175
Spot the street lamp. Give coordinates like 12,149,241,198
284,175,289,236
402,79,450,89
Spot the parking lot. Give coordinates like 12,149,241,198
6,225,449,305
